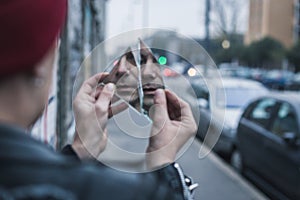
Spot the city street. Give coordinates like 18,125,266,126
2,0,299,199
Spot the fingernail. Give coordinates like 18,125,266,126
106,83,115,91
155,89,164,97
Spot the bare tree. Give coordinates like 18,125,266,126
210,0,248,37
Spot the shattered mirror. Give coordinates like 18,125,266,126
100,39,165,117
73,28,220,172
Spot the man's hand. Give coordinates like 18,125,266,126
72,73,115,159
146,89,197,169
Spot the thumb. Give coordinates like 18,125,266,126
149,89,169,124
95,83,115,116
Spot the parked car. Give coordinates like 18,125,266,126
195,77,269,158
219,64,251,79
232,93,300,200
286,72,300,91
261,70,294,90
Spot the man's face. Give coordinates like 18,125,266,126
140,46,164,112
103,43,164,114
104,50,140,107
30,40,58,127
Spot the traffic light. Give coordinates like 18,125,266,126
158,56,167,65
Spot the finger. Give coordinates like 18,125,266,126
80,73,109,96
93,86,103,99
165,90,181,120
98,72,110,83
92,73,111,99
165,90,193,121
93,73,110,98
95,83,115,117
149,89,169,123
99,71,114,84
95,87,120,102
108,102,129,118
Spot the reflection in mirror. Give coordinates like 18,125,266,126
100,40,165,116
102,48,140,113
139,40,165,114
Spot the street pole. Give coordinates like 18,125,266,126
205,0,211,52
204,0,211,76
57,10,71,150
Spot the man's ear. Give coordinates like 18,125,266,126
27,39,58,90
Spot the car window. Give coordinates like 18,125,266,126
248,98,277,129
270,102,299,137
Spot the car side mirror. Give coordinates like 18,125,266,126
282,132,298,147
198,98,209,109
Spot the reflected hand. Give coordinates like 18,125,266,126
146,89,197,169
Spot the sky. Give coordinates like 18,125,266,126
106,0,249,39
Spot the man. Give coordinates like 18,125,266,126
103,40,164,114
102,48,140,111
140,40,165,112
0,1,197,199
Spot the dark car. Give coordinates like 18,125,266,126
286,72,300,91
193,77,268,158
232,93,300,200
261,70,294,90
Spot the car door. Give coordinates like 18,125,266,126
262,101,300,199
238,98,278,177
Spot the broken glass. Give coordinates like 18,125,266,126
99,39,165,116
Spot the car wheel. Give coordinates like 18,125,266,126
231,148,243,173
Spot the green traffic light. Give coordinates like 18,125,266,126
158,56,167,65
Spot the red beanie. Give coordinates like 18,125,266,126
0,0,67,77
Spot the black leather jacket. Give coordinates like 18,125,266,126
0,124,193,200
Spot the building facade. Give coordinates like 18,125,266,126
245,0,300,48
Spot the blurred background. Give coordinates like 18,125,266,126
33,0,300,199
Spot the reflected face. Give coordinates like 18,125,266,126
104,50,139,107
103,43,164,113
140,46,164,112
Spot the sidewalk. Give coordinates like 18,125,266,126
178,139,269,200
